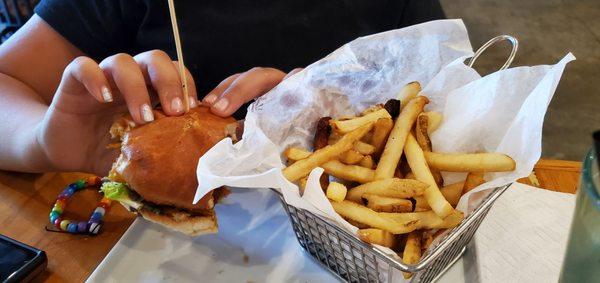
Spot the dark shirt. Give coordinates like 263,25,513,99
35,0,444,118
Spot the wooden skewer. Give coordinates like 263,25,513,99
167,0,190,112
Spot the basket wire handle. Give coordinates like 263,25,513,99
468,35,519,71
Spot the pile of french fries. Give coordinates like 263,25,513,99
282,82,516,278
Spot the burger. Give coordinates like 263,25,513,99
100,106,239,236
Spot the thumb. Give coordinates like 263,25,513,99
209,67,285,117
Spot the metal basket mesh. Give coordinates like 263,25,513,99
279,184,510,283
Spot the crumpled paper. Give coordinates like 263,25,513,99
193,18,574,268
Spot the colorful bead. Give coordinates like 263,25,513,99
77,222,87,233
88,222,101,235
75,179,86,189
60,220,71,231
49,176,111,235
90,212,103,222
49,211,60,223
94,207,106,216
67,223,78,233
53,218,62,229
52,205,63,214
86,176,102,186
65,187,76,196
56,198,67,208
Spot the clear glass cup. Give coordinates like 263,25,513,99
558,149,600,283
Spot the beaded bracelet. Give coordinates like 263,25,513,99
47,176,112,235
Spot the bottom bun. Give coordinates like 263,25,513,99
138,208,218,236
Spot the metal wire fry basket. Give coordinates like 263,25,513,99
275,35,519,283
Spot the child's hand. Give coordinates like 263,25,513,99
37,50,295,175
38,50,199,175
202,67,299,116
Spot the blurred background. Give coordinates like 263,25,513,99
440,0,599,161
1,0,597,160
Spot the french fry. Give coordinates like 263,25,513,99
345,218,370,229
284,147,312,161
314,117,332,189
380,210,464,230
462,172,485,194
371,118,394,158
358,229,396,248
441,181,465,207
338,115,356,121
360,104,384,116
359,155,375,169
361,131,374,144
328,132,341,145
331,109,391,134
283,123,373,182
354,141,375,155
424,152,516,172
346,178,427,202
403,231,422,279
339,150,364,165
326,182,348,202
331,201,419,234
298,177,308,195
375,96,429,180
421,230,434,251
415,114,432,151
321,160,375,183
396,82,421,109
362,194,413,213
404,134,454,218
289,96,483,256
422,229,447,251
413,196,429,211
414,115,443,187
432,171,444,188
421,111,442,134
415,181,465,210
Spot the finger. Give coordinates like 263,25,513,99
283,67,303,80
172,61,199,109
202,73,241,106
57,56,113,105
134,50,184,116
210,67,285,117
100,53,154,124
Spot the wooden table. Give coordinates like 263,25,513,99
0,159,582,282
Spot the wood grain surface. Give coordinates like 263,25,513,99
0,159,581,282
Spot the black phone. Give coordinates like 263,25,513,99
0,234,47,283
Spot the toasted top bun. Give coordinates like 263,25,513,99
110,106,235,211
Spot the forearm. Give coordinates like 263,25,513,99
0,72,53,172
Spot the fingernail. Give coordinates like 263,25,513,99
101,87,113,102
189,97,198,108
141,104,154,122
171,97,183,113
213,98,229,112
203,94,217,104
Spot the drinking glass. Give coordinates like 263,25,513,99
558,148,600,283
